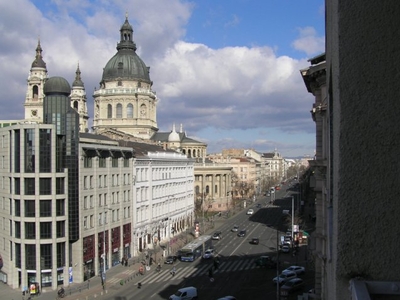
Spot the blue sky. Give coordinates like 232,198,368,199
0,0,324,157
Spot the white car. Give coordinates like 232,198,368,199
246,209,254,215
272,271,297,285
203,249,214,259
283,265,305,275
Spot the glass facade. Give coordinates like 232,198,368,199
24,129,35,172
39,129,52,172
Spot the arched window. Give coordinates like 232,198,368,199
32,85,39,99
107,104,112,118
116,103,122,118
73,101,78,110
127,104,133,118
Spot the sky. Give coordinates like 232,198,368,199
0,0,325,158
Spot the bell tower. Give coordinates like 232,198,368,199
24,39,48,121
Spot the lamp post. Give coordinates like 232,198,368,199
102,206,112,288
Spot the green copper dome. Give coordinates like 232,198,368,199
101,16,151,83
44,76,71,96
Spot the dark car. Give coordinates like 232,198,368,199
256,203,261,208
212,231,222,240
250,237,259,245
237,230,246,237
164,255,177,264
280,278,304,293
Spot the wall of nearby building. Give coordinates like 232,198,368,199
326,0,400,298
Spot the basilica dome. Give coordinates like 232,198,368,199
101,17,151,83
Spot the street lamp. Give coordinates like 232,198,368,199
102,206,112,288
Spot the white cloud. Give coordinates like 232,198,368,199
292,26,325,56
0,0,316,157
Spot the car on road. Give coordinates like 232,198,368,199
212,231,222,240
246,209,254,215
280,278,304,293
281,245,290,253
169,286,198,300
164,255,177,264
283,265,305,275
237,230,246,237
254,256,276,268
273,271,297,285
250,237,259,245
217,297,236,300
231,225,239,232
203,249,215,259
256,203,261,208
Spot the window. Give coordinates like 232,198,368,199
15,243,21,268
56,199,65,216
112,157,118,167
107,104,112,118
24,178,35,195
25,200,35,217
15,199,20,216
84,156,92,168
40,222,52,239
56,221,65,238
84,196,88,209
99,157,106,168
40,244,52,269
127,104,133,118
15,221,21,238
40,200,51,217
14,178,20,195
116,103,122,118
124,158,129,167
24,129,35,172
83,216,88,229
25,222,36,239
56,178,64,194
57,242,65,268
40,178,51,195
39,129,51,172
26,244,36,269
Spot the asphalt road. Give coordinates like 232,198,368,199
101,184,314,300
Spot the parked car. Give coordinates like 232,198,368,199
237,230,246,237
250,237,259,245
254,256,276,268
273,271,297,285
164,255,177,264
256,203,261,208
283,265,305,275
281,245,290,253
231,225,239,232
203,249,215,259
212,231,222,240
246,209,254,215
280,278,304,293
169,286,198,300
217,297,236,300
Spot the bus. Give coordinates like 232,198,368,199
179,235,213,262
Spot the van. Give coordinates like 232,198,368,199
169,286,198,300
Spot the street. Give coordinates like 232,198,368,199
98,185,314,300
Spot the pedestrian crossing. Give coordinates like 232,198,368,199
133,258,260,285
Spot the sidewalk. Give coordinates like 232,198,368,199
0,218,228,300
